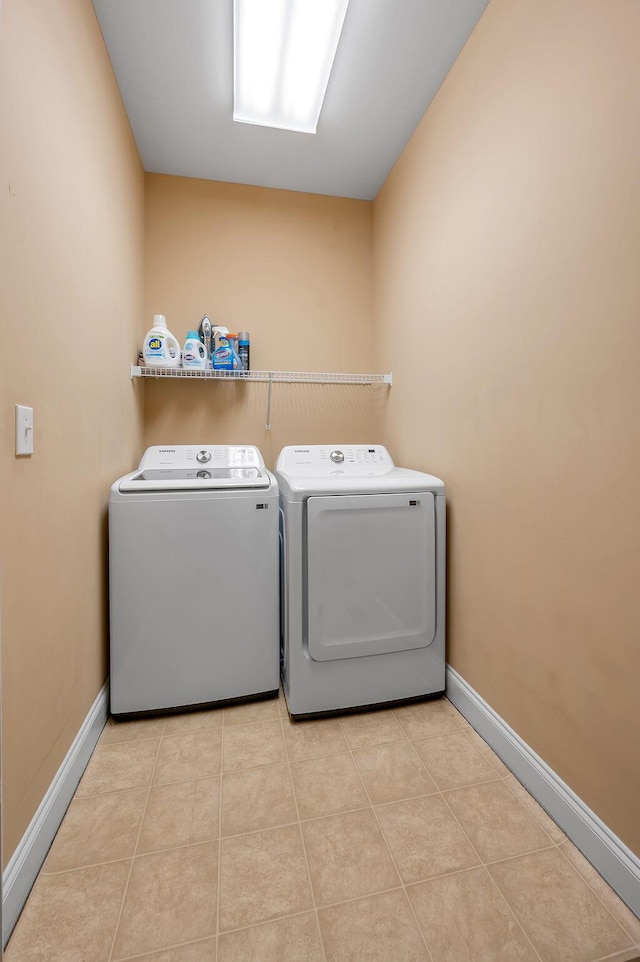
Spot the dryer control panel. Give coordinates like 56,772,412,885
276,445,394,476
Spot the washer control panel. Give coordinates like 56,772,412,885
277,445,394,476
139,445,265,469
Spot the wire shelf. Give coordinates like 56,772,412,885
130,365,392,385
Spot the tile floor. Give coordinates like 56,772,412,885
5,693,640,962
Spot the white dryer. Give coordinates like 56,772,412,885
109,445,279,717
276,444,445,718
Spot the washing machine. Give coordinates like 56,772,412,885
109,445,279,717
276,444,445,718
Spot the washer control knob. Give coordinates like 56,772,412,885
330,450,344,463
196,450,211,463
196,470,211,479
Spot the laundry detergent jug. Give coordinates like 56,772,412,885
182,331,207,370
143,315,180,368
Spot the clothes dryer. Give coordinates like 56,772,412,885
276,445,446,718
109,445,279,717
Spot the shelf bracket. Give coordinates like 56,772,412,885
265,372,273,430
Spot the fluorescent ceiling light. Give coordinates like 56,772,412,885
233,0,349,135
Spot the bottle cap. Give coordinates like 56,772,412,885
186,331,200,339
238,331,250,341
153,314,167,326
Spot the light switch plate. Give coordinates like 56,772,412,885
15,405,34,456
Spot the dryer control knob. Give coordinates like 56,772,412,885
196,450,212,463
330,450,345,463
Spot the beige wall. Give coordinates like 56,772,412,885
374,0,640,852
143,175,378,467
0,0,145,860
2,0,637,875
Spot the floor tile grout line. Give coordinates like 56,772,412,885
409,735,504,787
590,951,640,962
107,734,164,962
298,795,436,825
492,842,565,869
74,780,160,802
427,757,546,962
40,838,224,877
221,715,283,732
161,724,222,737
392,716,467,741
161,723,222,739
100,735,165,747
408,770,503,796
442,697,470,722
337,714,410,750
411,751,503,795
460,730,513,779
111,932,217,962
408,726,479,746
393,718,469,743
388,705,549,955
439,775,559,851
222,713,282,729
554,841,640,947
482,841,575,869
478,860,549,962
502,774,568,842
342,734,410,751
76,738,164,799
404,737,444,797
339,723,436,962
278,711,329,962
40,855,144,878
217,904,340,939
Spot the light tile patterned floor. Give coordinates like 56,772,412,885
5,694,640,962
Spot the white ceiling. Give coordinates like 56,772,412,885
92,0,489,201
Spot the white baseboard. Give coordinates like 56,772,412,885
2,683,109,946
446,666,640,919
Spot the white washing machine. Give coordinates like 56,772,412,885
109,445,279,717
276,444,445,718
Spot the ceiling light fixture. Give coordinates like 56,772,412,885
233,0,349,135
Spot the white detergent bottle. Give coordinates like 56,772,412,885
142,315,181,368
182,330,207,370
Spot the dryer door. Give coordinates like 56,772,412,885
306,492,436,661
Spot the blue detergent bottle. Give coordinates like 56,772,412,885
212,333,234,370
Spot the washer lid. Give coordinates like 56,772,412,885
119,466,270,492
119,444,271,491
